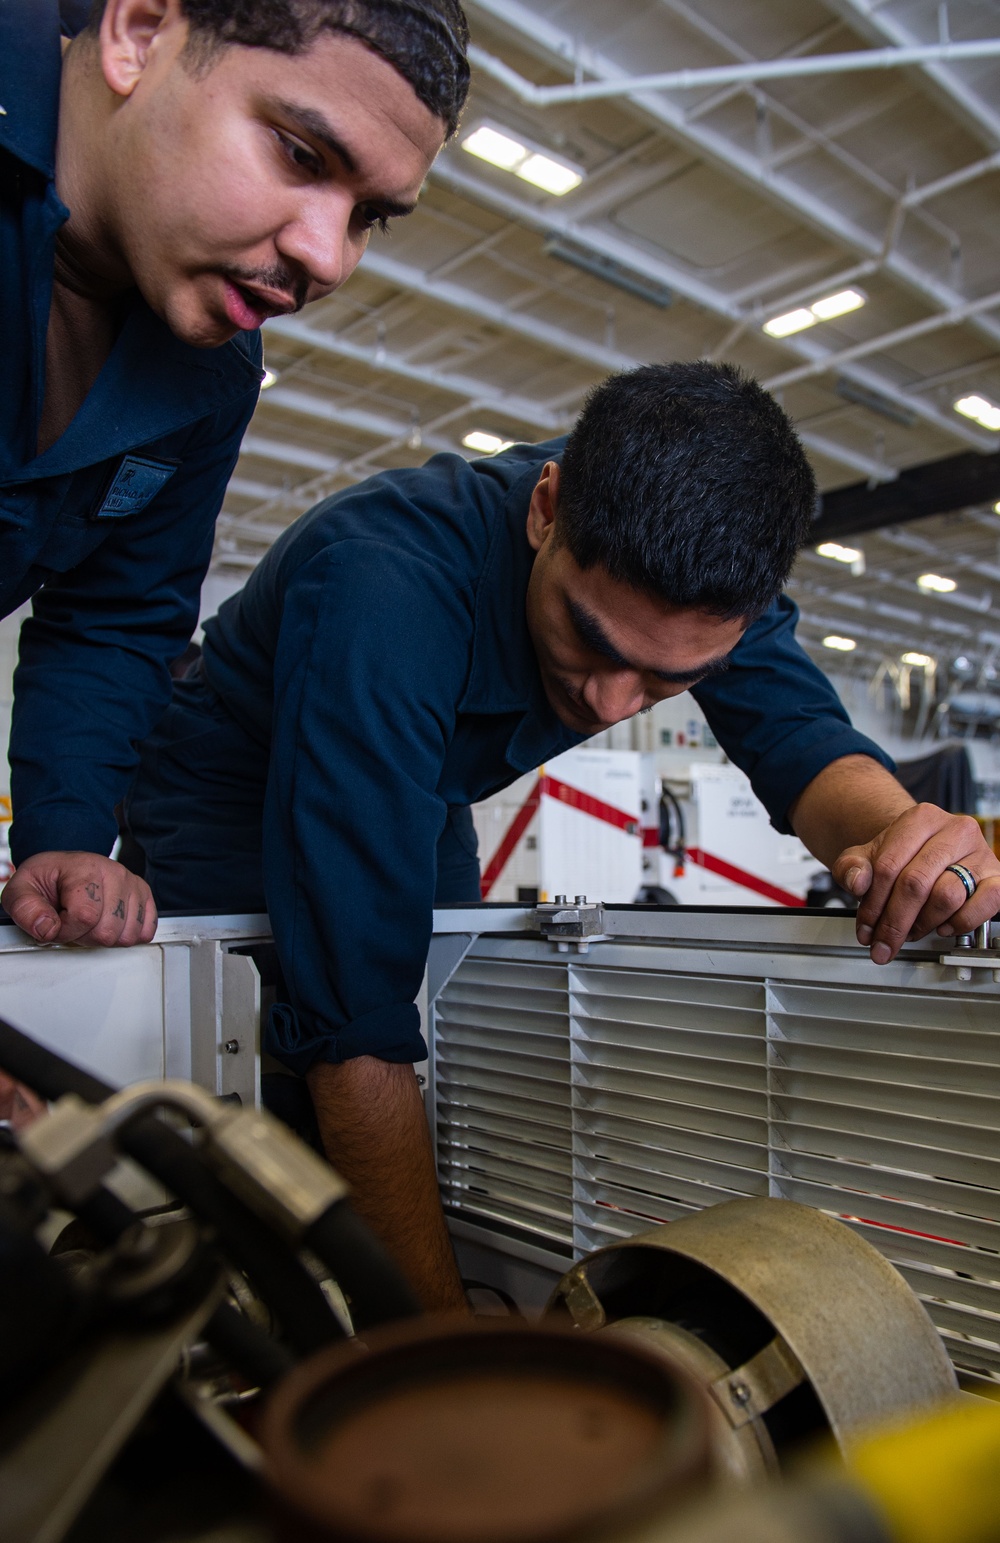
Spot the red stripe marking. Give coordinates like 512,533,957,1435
686,847,806,908
540,775,639,835
642,827,661,849
479,774,640,898
480,777,543,898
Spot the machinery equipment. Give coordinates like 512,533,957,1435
2,902,1000,1541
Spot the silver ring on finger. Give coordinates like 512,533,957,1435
945,862,978,902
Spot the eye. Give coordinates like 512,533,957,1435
274,129,323,178
358,205,391,236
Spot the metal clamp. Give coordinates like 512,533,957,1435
534,896,608,953
941,921,1000,981
709,1335,806,1430
19,1080,348,1241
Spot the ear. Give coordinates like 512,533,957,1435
98,0,181,99
525,461,562,553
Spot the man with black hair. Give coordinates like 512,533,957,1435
125,361,1000,1308
0,0,466,951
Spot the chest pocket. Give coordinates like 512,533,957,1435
18,454,180,581
91,454,179,519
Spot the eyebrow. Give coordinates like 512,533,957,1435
268,99,420,218
567,599,734,685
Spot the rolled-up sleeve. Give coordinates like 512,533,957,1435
262,541,474,1072
693,594,894,833
10,391,258,863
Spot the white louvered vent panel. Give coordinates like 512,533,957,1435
767,982,1000,1381
569,966,769,1256
434,957,573,1247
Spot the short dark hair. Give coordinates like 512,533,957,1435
87,0,470,135
557,361,816,621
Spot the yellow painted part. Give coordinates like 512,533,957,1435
848,1399,1000,1543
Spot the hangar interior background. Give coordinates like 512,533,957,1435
6,0,1000,825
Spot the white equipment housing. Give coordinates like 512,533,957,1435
642,760,818,908
472,747,643,903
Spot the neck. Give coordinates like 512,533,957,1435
54,35,135,303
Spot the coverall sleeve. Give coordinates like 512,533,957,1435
692,593,894,834
262,540,474,1073
9,391,258,863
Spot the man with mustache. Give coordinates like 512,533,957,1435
124,362,1000,1309
0,0,466,950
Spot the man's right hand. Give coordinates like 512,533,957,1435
1,852,157,947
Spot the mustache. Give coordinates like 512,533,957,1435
222,263,310,312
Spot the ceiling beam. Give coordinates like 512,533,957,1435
432,158,991,454
263,314,567,432
467,36,1000,106
463,0,1000,355
822,0,1000,147
814,449,1000,540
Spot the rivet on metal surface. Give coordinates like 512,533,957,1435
728,1379,751,1406
224,1040,240,1055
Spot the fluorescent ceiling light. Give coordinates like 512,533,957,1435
902,652,935,668
955,394,1000,431
816,541,862,564
763,308,816,338
823,635,857,652
764,288,867,338
463,430,515,455
516,153,583,195
917,573,957,593
462,121,583,196
811,289,866,320
462,124,526,170
261,368,278,389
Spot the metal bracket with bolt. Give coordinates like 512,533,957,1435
19,1080,348,1242
941,920,1000,981
534,896,608,953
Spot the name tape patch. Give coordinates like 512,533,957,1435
95,455,179,519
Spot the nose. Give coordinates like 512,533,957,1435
275,191,355,296
583,670,646,726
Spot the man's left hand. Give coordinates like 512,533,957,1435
832,804,1000,963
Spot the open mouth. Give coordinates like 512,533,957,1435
220,279,294,331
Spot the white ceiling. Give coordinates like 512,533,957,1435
217,0,1000,687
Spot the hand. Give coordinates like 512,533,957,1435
1,852,158,948
832,805,1000,964
0,1071,45,1129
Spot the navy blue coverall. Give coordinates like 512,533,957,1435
1,0,262,865
126,440,893,1075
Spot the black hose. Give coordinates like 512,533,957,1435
76,1184,135,1242
204,1302,296,1390
305,1202,421,1329
0,1017,342,1356
53,1185,297,1390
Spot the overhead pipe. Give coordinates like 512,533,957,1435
765,286,1000,391
468,37,1000,107
463,0,1000,365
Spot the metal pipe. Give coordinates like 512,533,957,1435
431,158,991,454
264,313,565,432
463,0,1000,363
468,39,1000,106
764,287,1000,391
902,151,1000,208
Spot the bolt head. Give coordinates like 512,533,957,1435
224,1039,240,1055
729,1379,752,1406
